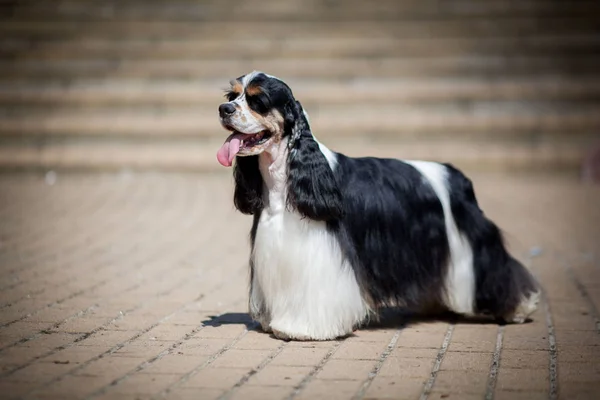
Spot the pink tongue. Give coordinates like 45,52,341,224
216,132,243,167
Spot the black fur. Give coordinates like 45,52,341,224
287,111,343,221
329,156,450,311
227,72,538,323
233,155,263,215
444,164,537,316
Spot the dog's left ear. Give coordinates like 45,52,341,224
286,104,343,221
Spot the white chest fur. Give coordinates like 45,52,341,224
250,143,368,340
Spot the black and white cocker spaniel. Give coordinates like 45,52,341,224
216,71,540,341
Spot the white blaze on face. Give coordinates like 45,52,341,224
228,93,266,134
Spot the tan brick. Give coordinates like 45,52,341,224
0,345,53,366
55,317,111,334
347,329,397,342
144,324,196,342
195,324,247,339
317,359,374,380
102,372,180,395
26,332,77,350
10,360,75,384
23,308,77,324
378,356,434,378
230,385,293,400
552,314,597,331
396,329,445,349
38,345,101,366
233,331,282,350
500,349,548,369
494,390,549,400
111,344,165,359
447,325,497,353
29,375,111,399
73,355,143,378
104,314,164,332
555,330,600,346
501,335,548,351
247,365,313,387
439,350,492,372
176,338,231,356
365,376,424,399
140,354,208,375
557,344,600,363
209,349,273,369
392,347,440,359
428,390,486,400
271,346,331,366
331,340,387,360
559,381,600,399
558,361,600,383
297,379,362,400
496,368,549,391
78,330,137,348
503,320,547,337
433,370,488,393
0,321,53,341
0,380,33,399
182,367,247,389
165,387,224,400
91,393,148,400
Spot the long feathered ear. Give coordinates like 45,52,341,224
233,155,263,215
286,103,343,221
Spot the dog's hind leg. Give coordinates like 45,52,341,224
499,257,541,324
476,256,541,324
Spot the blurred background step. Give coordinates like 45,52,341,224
5,36,600,60
2,57,600,80
0,137,584,174
6,0,600,21
0,0,598,173
1,78,599,106
1,103,598,138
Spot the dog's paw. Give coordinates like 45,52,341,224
272,328,313,341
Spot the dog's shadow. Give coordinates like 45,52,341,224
362,307,517,330
201,312,258,329
201,308,520,338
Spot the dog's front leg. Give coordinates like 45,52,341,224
249,268,271,332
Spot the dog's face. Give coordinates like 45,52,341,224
217,71,296,167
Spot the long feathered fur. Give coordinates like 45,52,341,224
222,71,540,341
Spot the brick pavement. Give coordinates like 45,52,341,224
0,171,598,400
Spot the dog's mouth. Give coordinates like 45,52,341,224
239,130,273,150
216,128,274,167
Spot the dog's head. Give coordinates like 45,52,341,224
218,72,342,222
216,71,300,167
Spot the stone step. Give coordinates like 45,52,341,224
1,104,598,138
2,56,599,80
0,136,587,174
1,18,596,40
4,35,599,60
2,78,599,107
6,0,599,21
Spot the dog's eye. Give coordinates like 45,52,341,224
225,91,239,102
247,95,269,114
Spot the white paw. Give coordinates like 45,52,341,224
272,328,314,341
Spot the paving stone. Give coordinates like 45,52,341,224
296,379,363,400
0,171,598,400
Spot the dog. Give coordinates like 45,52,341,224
216,71,540,341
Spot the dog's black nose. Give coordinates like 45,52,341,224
219,103,236,118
